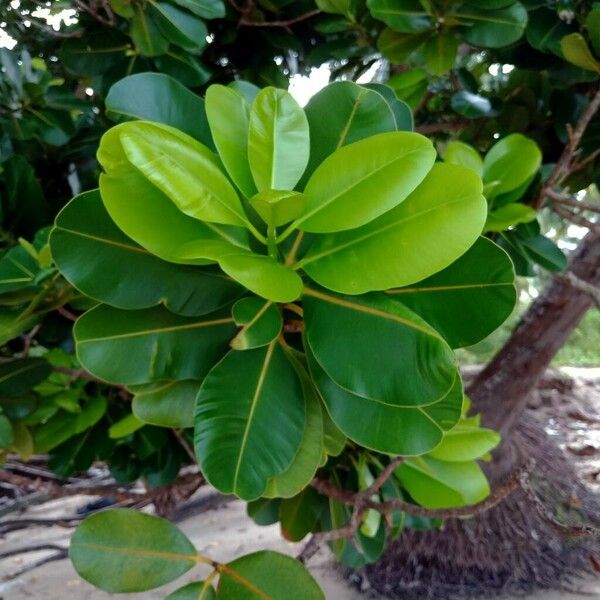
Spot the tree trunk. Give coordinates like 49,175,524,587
469,229,600,441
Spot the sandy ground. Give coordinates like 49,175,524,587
1,367,599,599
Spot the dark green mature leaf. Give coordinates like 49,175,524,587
248,87,310,192
60,30,130,75
300,163,486,294
423,30,459,74
170,0,225,19
51,191,243,315
451,91,493,118
303,81,397,181
131,380,199,428
154,48,211,87
0,415,14,448
105,72,213,146
75,305,236,385
296,131,435,233
130,7,169,56
218,551,324,599
363,83,413,131
150,2,207,52
195,343,305,500
231,297,282,350
388,237,516,348
377,28,429,63
396,457,490,508
0,358,51,397
307,346,462,455
70,509,197,593
455,2,528,48
526,8,573,56
166,581,216,600
367,0,432,33
0,245,39,294
279,487,324,542
304,288,458,405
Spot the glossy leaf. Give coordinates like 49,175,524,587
396,456,490,508
231,297,282,350
423,31,459,75
300,163,486,294
248,87,310,192
105,72,213,147
75,305,236,385
455,3,528,48
130,7,169,56
387,237,516,348
170,0,225,19
131,380,199,428
560,33,600,72
249,190,306,227
428,423,500,462
195,343,305,500
485,203,537,232
367,0,432,33
0,415,14,448
443,140,483,175
70,509,197,593
304,288,458,405
303,81,397,181
150,2,207,52
451,91,493,118
307,346,462,455
51,190,243,315
279,487,324,542
0,358,51,397
297,131,435,233
363,83,413,131
109,413,145,439
166,581,216,600
206,84,257,198
377,28,429,63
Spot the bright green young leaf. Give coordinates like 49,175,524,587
485,203,537,232
367,0,432,33
248,87,310,192
109,413,145,439
131,380,199,428
51,190,244,315
303,82,397,181
296,131,435,233
307,347,462,455
70,509,197,593
218,551,324,599
560,33,600,72
75,305,236,385
0,358,51,397
231,297,282,350
304,288,458,405
396,456,490,508
195,343,305,500
443,140,483,175
483,133,542,199
387,237,516,348
166,581,216,600
105,73,213,147
206,84,257,198
117,121,247,227
423,30,459,75
249,190,306,227
427,423,501,462
455,2,528,48
300,163,486,294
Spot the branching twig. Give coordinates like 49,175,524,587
415,120,470,135
546,189,600,214
552,205,600,234
557,271,600,308
240,9,320,29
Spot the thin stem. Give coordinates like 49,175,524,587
245,220,268,245
285,231,305,265
267,223,278,260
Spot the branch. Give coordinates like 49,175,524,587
546,189,600,214
557,271,600,308
415,120,470,135
0,544,68,560
240,9,320,29
552,204,600,234
533,85,600,209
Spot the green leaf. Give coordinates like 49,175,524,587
423,30,459,75
483,133,542,199
98,124,248,264
130,6,169,56
304,288,458,405
586,9,600,56
150,2,207,52
0,245,39,294
132,380,199,428
303,82,397,182
206,84,257,198
485,203,537,232
231,297,282,350
363,83,413,131
455,2,528,48
263,354,323,498
377,28,429,64
307,346,462,455
451,91,493,118
443,140,483,175
387,69,428,109
109,413,145,438
396,456,490,508
300,163,486,294
560,33,600,72
387,237,516,348
105,72,213,147
154,49,211,87
0,415,13,448
60,30,130,75
118,121,247,226
296,131,435,233
516,231,567,272
218,253,304,303
428,423,500,462
69,509,197,593
166,581,216,600
315,0,356,19
75,304,236,385
526,8,573,57
279,487,324,542
249,190,306,227
218,551,324,599
170,0,225,19
51,190,244,315
248,87,310,192
367,0,432,33
195,343,306,500
0,358,51,397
